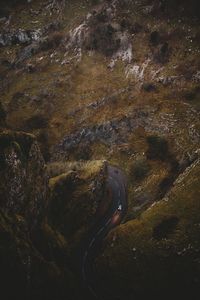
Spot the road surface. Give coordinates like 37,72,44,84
79,164,128,299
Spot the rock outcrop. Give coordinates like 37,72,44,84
0,29,41,47
0,130,48,228
0,130,79,300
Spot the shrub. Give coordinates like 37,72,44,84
40,31,64,51
184,86,200,101
152,216,179,240
154,42,170,64
149,31,161,46
37,130,50,162
130,159,150,182
141,82,156,92
146,135,169,161
8,92,25,111
73,142,92,161
0,102,6,126
158,176,174,198
24,114,49,130
84,23,120,57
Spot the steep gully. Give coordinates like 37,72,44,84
77,164,128,299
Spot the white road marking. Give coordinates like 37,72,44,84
88,285,98,298
105,218,111,226
83,252,87,264
97,227,104,235
89,238,95,248
82,267,86,281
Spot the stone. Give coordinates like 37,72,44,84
0,29,41,47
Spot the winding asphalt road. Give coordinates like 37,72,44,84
80,164,128,299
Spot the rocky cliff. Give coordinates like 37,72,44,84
0,131,48,228
0,130,107,300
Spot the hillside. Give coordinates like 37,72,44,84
0,0,200,299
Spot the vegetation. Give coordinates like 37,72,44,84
47,160,107,250
0,102,6,126
96,158,200,299
146,135,169,161
0,0,199,299
129,159,150,182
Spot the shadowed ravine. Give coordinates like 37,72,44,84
78,165,128,299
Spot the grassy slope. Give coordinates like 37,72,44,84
96,158,200,299
0,0,199,232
